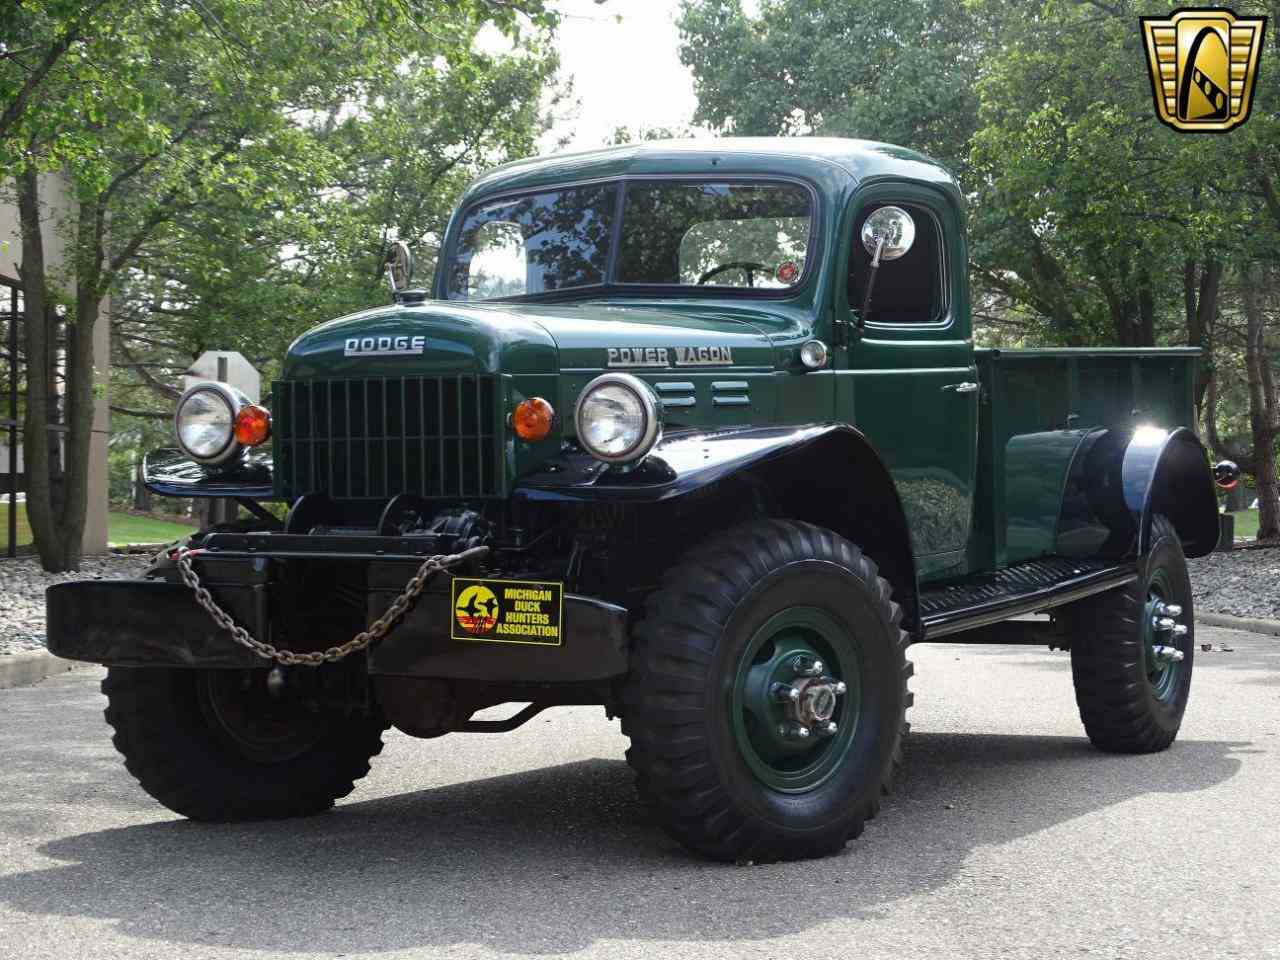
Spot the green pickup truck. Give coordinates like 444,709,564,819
50,138,1235,862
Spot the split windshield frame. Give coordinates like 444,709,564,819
443,174,824,304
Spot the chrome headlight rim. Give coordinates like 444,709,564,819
174,381,247,465
574,372,662,465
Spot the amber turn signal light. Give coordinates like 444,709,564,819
513,397,555,442
233,404,272,447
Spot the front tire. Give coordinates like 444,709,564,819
103,666,386,820
623,520,911,862
1068,514,1194,753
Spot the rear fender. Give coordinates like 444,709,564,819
1059,426,1218,560
515,424,921,632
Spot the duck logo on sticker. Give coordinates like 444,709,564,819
454,584,500,635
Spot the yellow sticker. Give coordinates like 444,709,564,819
450,577,564,645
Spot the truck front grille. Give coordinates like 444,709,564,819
273,375,500,501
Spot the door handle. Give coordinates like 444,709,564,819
941,381,979,394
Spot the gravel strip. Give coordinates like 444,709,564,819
0,554,148,655
1189,544,1280,621
2,543,1276,656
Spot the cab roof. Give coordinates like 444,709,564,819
459,137,962,208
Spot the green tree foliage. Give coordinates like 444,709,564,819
678,0,981,173
110,35,559,410
3,0,557,570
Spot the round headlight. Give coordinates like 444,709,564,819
175,383,245,464
574,372,661,464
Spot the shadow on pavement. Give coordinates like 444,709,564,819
0,731,1248,955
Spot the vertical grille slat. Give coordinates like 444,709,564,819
273,375,499,502
343,379,352,498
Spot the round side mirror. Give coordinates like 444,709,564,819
1214,460,1241,490
861,206,916,262
386,240,414,293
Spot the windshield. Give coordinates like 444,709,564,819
445,180,813,301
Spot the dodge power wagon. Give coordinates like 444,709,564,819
49,138,1235,862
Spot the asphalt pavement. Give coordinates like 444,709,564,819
2,625,1277,960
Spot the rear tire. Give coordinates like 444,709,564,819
1068,514,1194,753
103,666,386,820
622,520,911,862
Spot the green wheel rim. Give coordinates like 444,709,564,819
1143,567,1184,703
729,606,862,793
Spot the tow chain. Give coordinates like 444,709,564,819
175,544,491,667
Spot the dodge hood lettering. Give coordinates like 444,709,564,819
344,334,427,357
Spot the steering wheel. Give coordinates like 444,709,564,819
697,261,769,287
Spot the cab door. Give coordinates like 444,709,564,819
833,188,978,581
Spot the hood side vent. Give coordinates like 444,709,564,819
655,380,696,409
711,380,750,407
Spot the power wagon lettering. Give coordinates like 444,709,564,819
606,345,733,367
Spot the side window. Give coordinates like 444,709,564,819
848,203,946,325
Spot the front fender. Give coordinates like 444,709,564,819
143,448,275,499
515,424,922,634
513,425,841,502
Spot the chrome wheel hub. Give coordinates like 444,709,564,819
1150,600,1187,663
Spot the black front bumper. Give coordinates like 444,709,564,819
46,573,630,683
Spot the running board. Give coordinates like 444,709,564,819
920,557,1138,640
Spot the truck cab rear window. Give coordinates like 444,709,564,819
617,181,812,289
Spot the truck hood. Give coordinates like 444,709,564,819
283,300,776,379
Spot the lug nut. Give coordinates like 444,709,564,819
1152,645,1185,663
1163,603,1183,617
779,723,812,740
790,656,824,677
1154,616,1176,630
1171,624,1188,637
818,721,838,737
771,683,801,703
833,681,848,696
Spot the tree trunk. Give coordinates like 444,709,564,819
1241,263,1280,542
1184,257,1222,421
1136,268,1156,347
15,168,104,571
14,165,66,570
48,188,112,569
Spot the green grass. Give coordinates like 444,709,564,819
0,502,195,550
0,500,34,551
107,512,195,545
1227,507,1259,540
